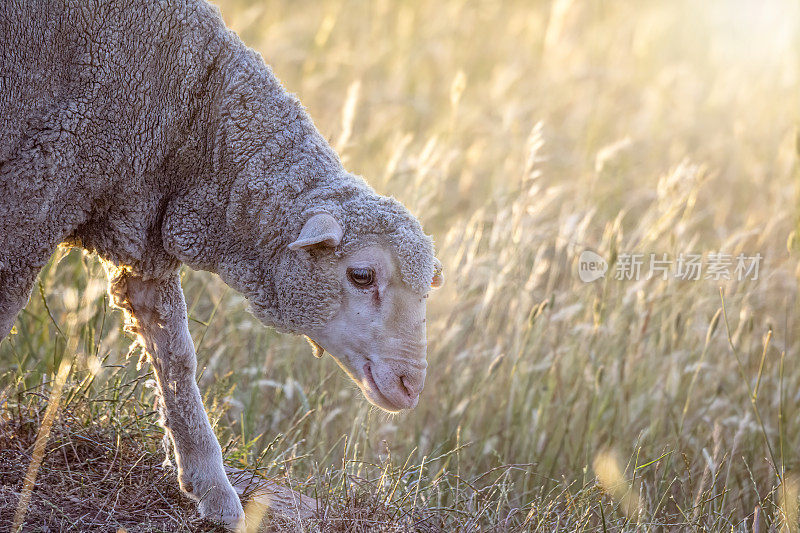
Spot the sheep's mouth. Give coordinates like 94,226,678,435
362,362,404,413
323,351,409,412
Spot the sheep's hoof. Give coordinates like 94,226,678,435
197,485,245,529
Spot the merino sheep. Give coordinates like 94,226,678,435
0,0,444,526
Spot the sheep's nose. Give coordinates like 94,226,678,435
400,370,425,400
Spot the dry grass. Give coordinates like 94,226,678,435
3,0,800,530
0,386,214,532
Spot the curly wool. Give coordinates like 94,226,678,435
300,178,435,295
0,0,434,337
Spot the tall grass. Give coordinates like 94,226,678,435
2,0,800,530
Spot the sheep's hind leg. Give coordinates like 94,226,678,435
0,127,87,342
109,269,244,527
0,222,76,342
0,266,42,341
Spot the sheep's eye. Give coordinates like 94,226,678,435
347,267,375,287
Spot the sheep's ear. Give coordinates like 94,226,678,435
289,212,343,250
431,258,444,288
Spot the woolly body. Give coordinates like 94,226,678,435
0,0,434,335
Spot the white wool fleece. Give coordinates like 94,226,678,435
0,0,435,335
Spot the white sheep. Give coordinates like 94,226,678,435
0,0,444,526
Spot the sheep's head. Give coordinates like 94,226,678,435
257,205,443,413
164,164,441,411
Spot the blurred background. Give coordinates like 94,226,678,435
3,0,800,529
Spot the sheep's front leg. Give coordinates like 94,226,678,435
118,273,243,527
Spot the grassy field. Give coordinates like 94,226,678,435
3,0,800,530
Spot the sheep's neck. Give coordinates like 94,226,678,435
192,48,341,215
169,38,346,276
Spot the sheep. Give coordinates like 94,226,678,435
0,0,444,526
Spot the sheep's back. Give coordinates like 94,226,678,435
0,0,232,277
